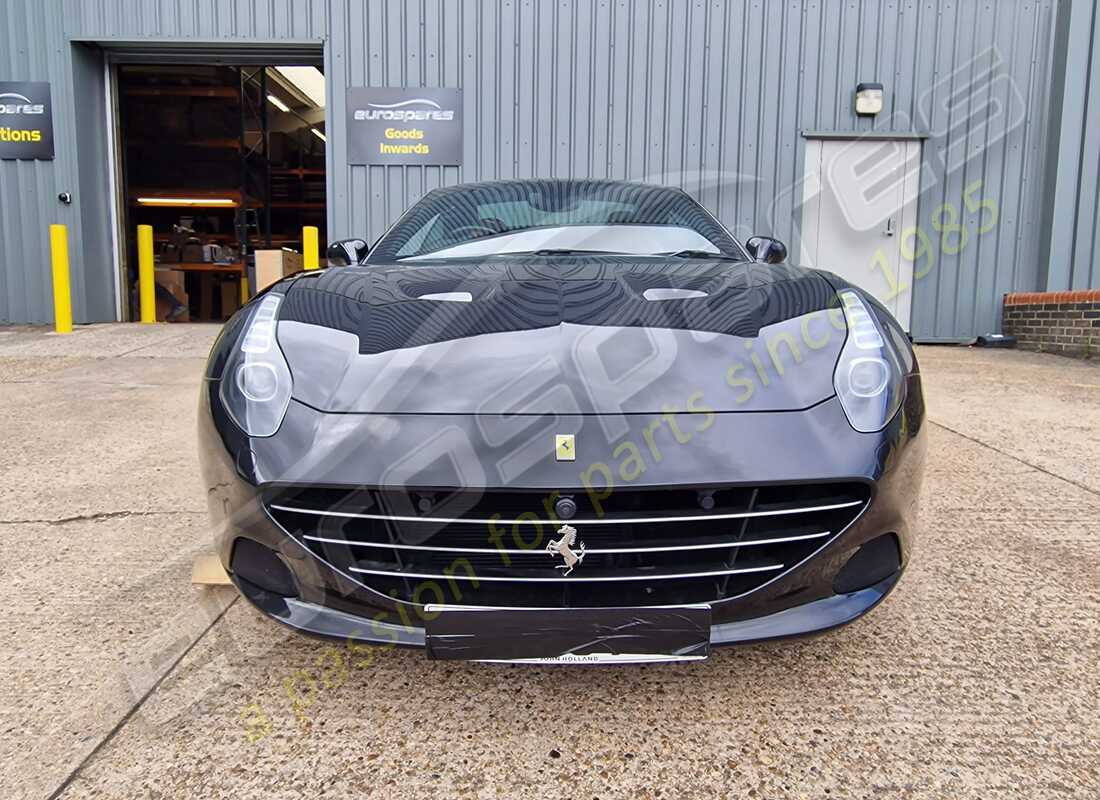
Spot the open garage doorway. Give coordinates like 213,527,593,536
114,62,326,322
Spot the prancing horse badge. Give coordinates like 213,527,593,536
555,433,575,462
547,523,585,575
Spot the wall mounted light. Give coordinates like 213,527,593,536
855,82,884,116
310,128,327,142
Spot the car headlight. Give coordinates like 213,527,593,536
219,294,292,437
833,289,905,433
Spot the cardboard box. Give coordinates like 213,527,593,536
154,268,189,322
198,274,215,320
220,277,241,320
254,249,303,292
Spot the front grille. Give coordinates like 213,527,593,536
266,482,869,609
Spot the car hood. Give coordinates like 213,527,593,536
275,257,847,414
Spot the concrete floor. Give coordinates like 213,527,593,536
1,323,1097,799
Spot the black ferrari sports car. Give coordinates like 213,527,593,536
200,179,925,663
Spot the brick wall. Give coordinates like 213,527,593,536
1002,290,1100,357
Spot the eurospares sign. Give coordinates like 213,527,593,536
0,81,54,160
347,87,462,166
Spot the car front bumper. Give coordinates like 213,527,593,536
233,567,902,651
199,372,926,654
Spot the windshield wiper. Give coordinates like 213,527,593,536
662,249,745,261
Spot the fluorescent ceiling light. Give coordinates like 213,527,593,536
137,197,237,207
310,128,326,142
266,94,290,113
274,66,325,108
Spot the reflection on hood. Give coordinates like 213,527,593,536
277,257,838,355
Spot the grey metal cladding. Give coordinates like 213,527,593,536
0,0,1062,339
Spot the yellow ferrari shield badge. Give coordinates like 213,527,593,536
555,434,576,462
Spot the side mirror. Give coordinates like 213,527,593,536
326,238,369,266
745,235,787,264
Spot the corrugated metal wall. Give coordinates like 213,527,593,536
0,0,328,324
0,0,83,325
1068,0,1100,290
65,0,328,40
1044,0,1100,291
329,0,1057,341
900,0,1056,339
0,0,1067,339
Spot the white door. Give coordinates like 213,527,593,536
799,138,921,330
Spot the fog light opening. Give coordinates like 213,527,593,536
833,533,901,594
231,538,299,598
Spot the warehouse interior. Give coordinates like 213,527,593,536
116,63,326,322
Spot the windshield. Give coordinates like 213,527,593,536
367,180,746,262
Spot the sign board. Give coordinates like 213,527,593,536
346,87,463,165
0,81,54,160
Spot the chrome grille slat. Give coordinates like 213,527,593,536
267,482,870,609
269,499,862,525
302,529,832,554
347,563,785,582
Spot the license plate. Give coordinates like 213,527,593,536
424,604,711,664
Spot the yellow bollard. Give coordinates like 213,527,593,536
239,274,250,305
137,224,156,323
303,226,319,270
49,224,73,334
